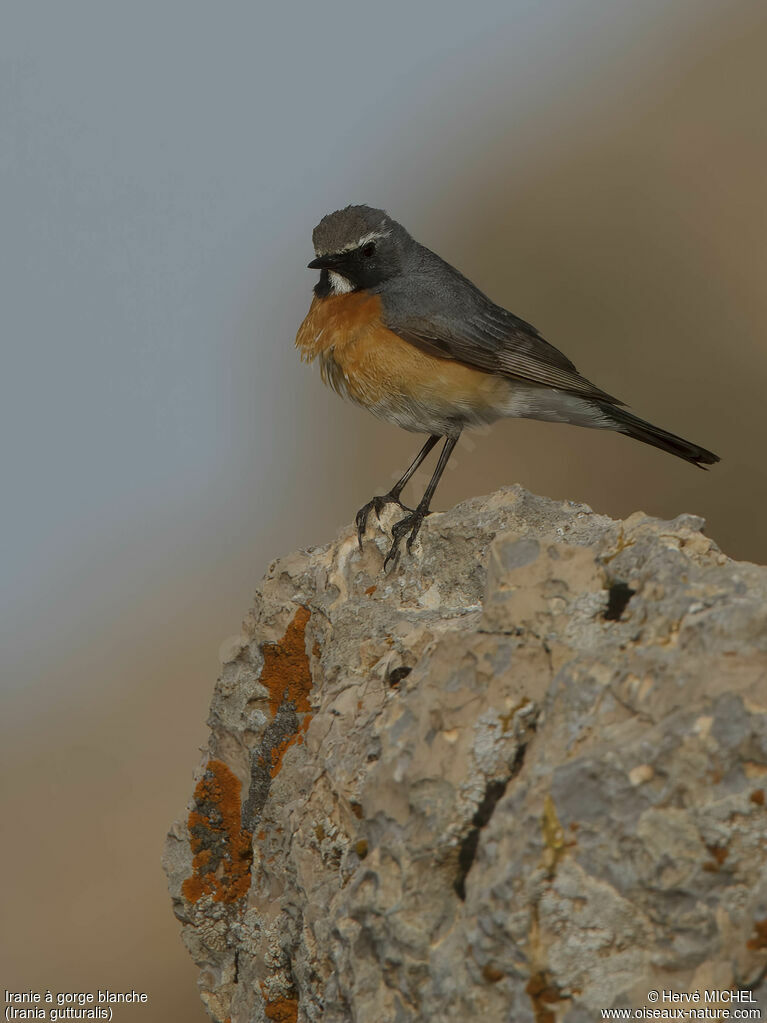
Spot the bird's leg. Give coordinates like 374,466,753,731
356,435,440,549
384,434,460,568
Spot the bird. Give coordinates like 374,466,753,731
296,204,719,568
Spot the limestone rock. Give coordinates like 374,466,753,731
163,485,767,1022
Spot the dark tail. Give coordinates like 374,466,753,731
597,402,720,469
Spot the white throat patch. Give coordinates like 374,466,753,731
328,271,354,295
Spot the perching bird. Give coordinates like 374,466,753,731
296,205,719,567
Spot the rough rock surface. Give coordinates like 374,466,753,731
164,486,767,1022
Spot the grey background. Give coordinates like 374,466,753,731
2,2,765,1019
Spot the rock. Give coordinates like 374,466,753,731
163,485,767,1022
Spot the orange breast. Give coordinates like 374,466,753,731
295,292,510,417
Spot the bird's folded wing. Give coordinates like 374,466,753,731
384,300,624,405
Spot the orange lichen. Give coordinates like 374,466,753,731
260,986,298,1023
526,972,563,1023
746,917,767,951
354,839,369,858
182,759,252,904
482,964,504,983
703,843,729,871
183,611,315,903
269,733,297,778
750,788,765,806
261,606,313,717
256,607,315,779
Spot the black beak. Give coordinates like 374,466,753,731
307,254,343,270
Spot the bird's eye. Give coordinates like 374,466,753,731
361,242,376,259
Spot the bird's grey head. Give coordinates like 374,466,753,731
308,205,411,296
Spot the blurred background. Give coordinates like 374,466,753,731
2,0,765,1018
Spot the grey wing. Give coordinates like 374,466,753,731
381,249,624,405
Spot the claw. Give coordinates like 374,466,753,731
383,506,429,568
355,492,410,551
355,503,374,550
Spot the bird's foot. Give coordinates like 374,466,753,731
355,492,411,550
383,505,430,569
